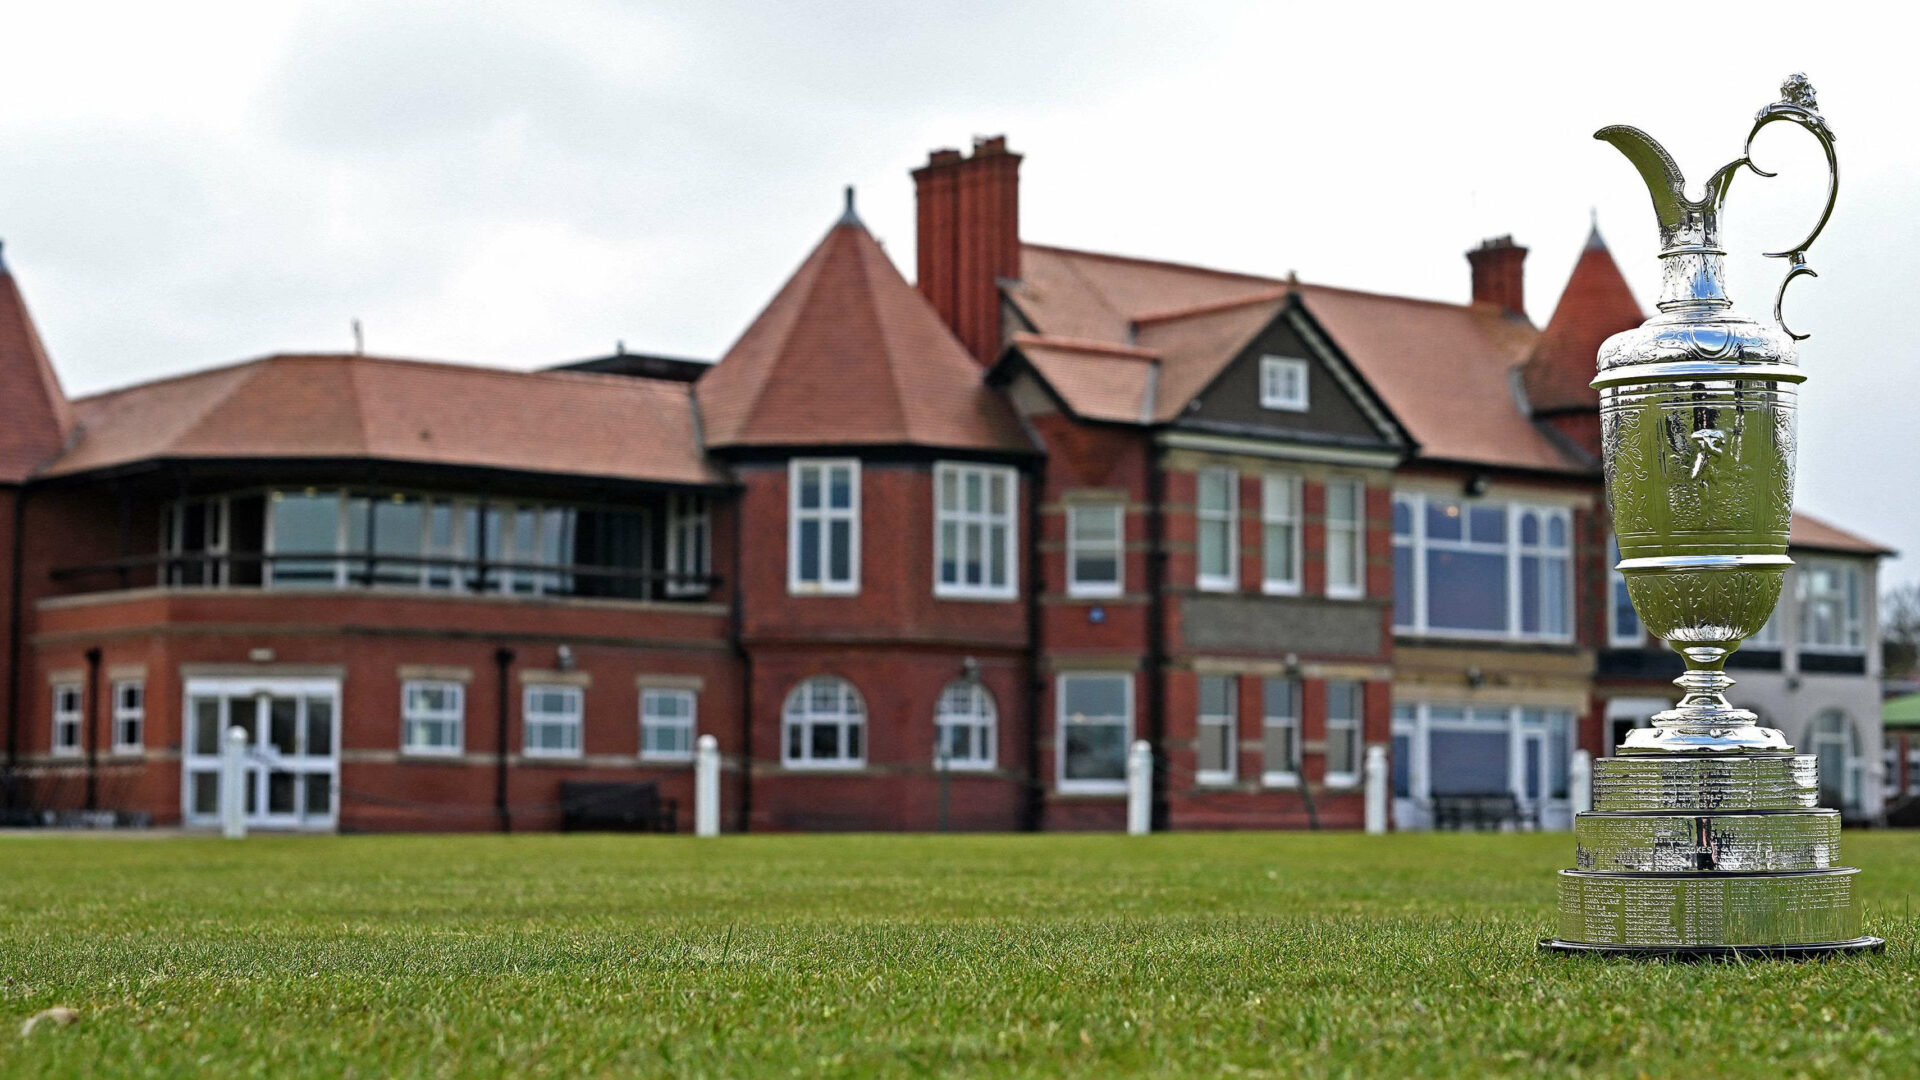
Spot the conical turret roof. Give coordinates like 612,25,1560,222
0,244,74,482
1520,224,1644,416
697,202,1033,453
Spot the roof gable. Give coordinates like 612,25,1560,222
698,215,1033,455
0,254,74,482
1177,301,1407,452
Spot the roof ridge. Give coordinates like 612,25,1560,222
1011,332,1159,360
1132,286,1291,326
1021,242,1284,285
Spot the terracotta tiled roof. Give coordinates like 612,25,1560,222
698,214,1034,454
0,256,74,483
1791,510,1895,557
1521,227,1643,415
1008,244,1584,472
1010,334,1158,423
41,354,725,486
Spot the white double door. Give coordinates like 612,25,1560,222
182,677,340,830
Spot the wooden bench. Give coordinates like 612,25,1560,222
559,781,679,833
1430,792,1538,832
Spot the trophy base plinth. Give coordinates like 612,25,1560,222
1619,724,1793,755
1538,936,1884,959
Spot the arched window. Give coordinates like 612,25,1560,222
935,681,996,770
1810,710,1862,812
783,677,865,767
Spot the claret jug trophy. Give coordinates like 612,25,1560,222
1542,75,1883,955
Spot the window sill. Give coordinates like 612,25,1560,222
1196,581,1239,594
935,761,997,773
401,747,465,759
1066,585,1124,600
934,589,1020,603
1055,782,1127,797
778,761,867,772
1324,589,1365,602
520,751,584,763
1194,774,1238,788
639,754,695,766
1261,773,1301,789
1261,582,1302,597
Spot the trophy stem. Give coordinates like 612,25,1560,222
1618,646,1793,754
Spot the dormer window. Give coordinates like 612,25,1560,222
1259,355,1309,412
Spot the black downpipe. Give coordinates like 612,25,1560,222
83,646,101,812
493,646,513,833
4,486,29,792
1021,461,1045,832
730,501,752,833
1145,439,1169,832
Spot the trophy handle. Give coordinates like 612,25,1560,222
1741,74,1839,341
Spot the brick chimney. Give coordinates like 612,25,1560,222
913,135,1022,365
1467,235,1528,318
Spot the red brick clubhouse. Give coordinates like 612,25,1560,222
0,137,1889,832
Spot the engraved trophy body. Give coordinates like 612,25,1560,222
1543,76,1883,956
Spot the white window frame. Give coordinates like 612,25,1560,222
1056,672,1133,794
1394,701,1578,806
1196,467,1239,592
665,494,711,597
935,680,997,771
1324,680,1363,787
164,496,231,586
1066,502,1125,599
640,688,697,762
401,680,465,757
522,684,583,759
781,676,867,769
51,682,82,758
1797,558,1865,654
112,679,144,755
1260,473,1301,596
788,459,860,595
1607,536,1644,647
1391,492,1573,642
1259,355,1309,411
1196,674,1237,786
1261,677,1302,787
933,462,1019,600
1324,478,1365,600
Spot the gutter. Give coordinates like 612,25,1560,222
730,498,753,833
1021,457,1045,831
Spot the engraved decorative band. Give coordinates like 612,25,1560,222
1591,360,1807,389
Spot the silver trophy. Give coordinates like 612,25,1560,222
1542,75,1883,955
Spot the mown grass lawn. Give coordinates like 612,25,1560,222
1,831,1917,1078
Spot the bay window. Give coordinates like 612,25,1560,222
790,459,859,594
934,462,1017,599
1392,493,1572,640
1196,468,1238,591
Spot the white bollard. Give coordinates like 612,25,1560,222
220,725,248,840
694,734,721,837
1125,739,1152,835
1363,744,1389,835
1571,748,1594,815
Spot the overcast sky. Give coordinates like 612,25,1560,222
2,2,1915,583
